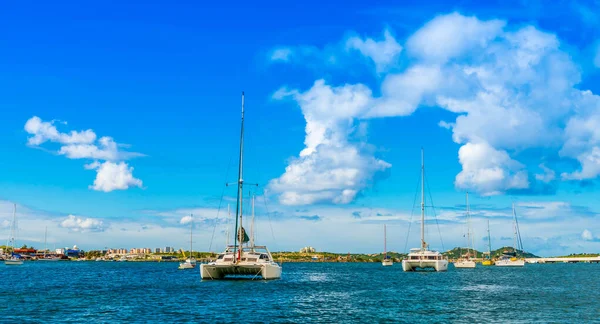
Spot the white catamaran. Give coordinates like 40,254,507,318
382,224,393,266
454,192,476,269
402,149,448,272
200,92,282,280
495,203,525,267
178,215,197,270
5,204,23,266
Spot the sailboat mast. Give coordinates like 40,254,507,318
190,214,193,258
233,92,245,262
466,192,471,258
44,226,47,257
512,203,517,255
10,204,16,250
487,218,492,256
384,224,387,258
226,204,230,247
251,193,255,248
421,148,425,251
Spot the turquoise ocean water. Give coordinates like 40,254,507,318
1,262,598,323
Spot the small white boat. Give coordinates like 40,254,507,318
402,149,448,272
5,256,23,266
382,224,393,266
454,192,477,269
5,204,23,266
200,93,281,280
178,216,197,270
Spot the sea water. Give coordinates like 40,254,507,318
1,262,598,323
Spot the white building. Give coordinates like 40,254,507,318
300,246,316,253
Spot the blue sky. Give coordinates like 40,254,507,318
2,1,600,256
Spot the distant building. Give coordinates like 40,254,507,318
165,247,173,253
155,248,161,253
56,248,65,255
300,246,316,253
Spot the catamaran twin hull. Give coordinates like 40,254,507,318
402,260,448,272
200,263,282,280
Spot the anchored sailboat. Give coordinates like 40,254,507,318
178,215,197,270
495,203,525,267
5,204,23,266
454,192,476,269
382,224,393,266
200,92,282,280
402,149,448,272
481,218,494,266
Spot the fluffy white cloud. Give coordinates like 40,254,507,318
272,12,600,197
270,48,292,62
60,215,105,232
24,116,144,192
346,30,402,72
84,161,143,192
406,12,505,63
180,215,193,225
270,80,390,205
582,229,594,241
24,116,96,146
455,142,529,195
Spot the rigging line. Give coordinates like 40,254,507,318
404,171,422,254
208,151,235,252
261,191,276,244
514,202,525,254
424,171,445,252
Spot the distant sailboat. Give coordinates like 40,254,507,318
454,192,476,269
495,203,525,267
481,218,494,266
178,215,197,270
39,227,60,261
200,92,282,280
402,149,448,272
5,204,23,266
382,224,393,266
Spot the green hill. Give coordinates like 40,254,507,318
443,246,539,259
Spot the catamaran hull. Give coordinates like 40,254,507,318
402,260,448,272
495,259,525,267
4,260,23,265
454,260,476,268
201,263,282,280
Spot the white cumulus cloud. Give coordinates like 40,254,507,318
346,29,402,72
84,161,143,192
582,229,594,241
24,116,144,192
60,215,105,232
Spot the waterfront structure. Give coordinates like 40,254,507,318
155,248,161,253
454,192,476,269
201,92,282,280
402,149,448,272
300,246,316,253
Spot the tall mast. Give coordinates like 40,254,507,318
251,193,255,248
384,224,387,258
512,203,517,255
10,204,16,249
421,148,425,251
226,204,230,247
487,218,491,256
233,92,245,262
466,192,471,258
44,226,47,257
189,214,193,259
